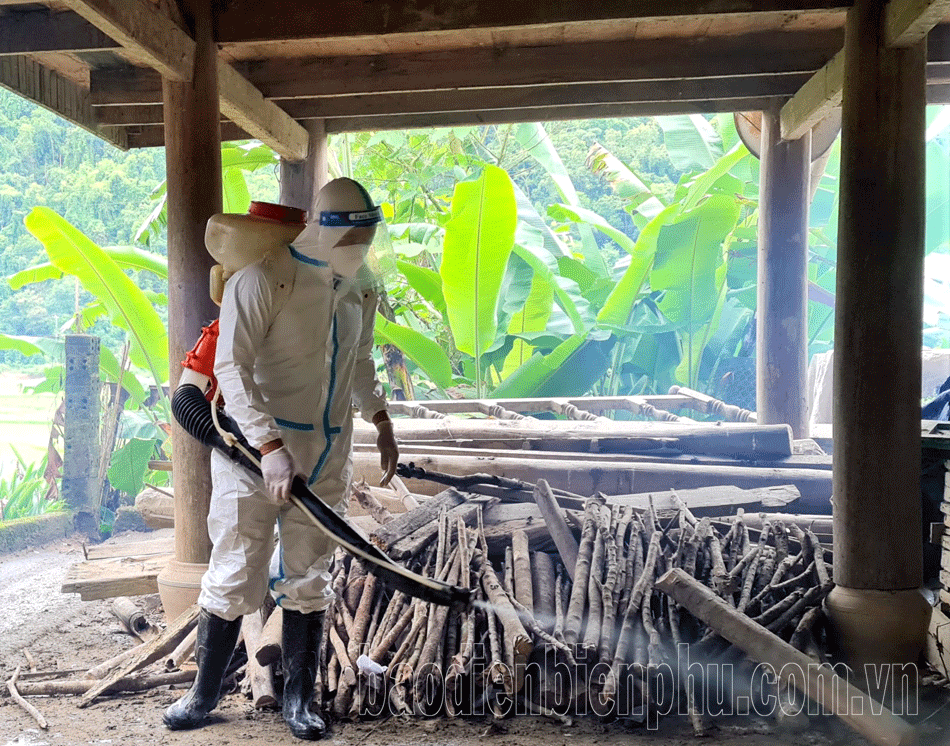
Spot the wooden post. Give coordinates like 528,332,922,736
827,0,930,666
155,0,222,620
279,119,328,215
756,108,810,439
62,334,100,536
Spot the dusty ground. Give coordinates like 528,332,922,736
2,532,949,746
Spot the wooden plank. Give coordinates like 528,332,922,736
94,104,164,126
57,0,195,81
0,54,126,149
84,535,175,560
781,49,844,140
886,0,950,47
61,554,171,600
217,60,309,161
280,75,813,120
0,9,120,54
324,100,789,133
240,31,844,99
215,0,848,45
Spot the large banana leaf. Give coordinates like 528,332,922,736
397,260,446,317
491,332,614,399
512,241,589,333
657,115,724,172
681,143,749,212
513,182,569,259
9,245,168,289
25,207,169,386
674,256,730,388
513,123,608,277
598,204,680,328
440,165,517,373
500,273,554,379
649,195,740,333
548,204,638,255
586,143,666,224
99,345,148,407
374,314,454,389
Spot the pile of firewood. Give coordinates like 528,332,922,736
296,475,834,731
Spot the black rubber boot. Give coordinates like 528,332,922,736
163,608,242,730
282,608,327,740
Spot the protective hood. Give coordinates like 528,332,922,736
292,178,395,290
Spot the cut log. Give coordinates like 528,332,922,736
386,497,496,560
533,479,580,577
241,609,278,709
511,530,533,612
79,604,201,707
134,486,174,529
370,488,467,550
655,569,917,746
255,606,283,667
530,551,556,631
111,597,157,640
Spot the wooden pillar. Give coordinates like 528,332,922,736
156,0,222,620
756,108,811,439
279,120,328,215
61,334,100,537
826,0,930,666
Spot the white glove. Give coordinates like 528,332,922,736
376,420,399,487
261,446,295,504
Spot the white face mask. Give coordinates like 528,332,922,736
329,243,370,278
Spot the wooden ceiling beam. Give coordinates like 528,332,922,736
55,0,307,158
214,0,850,44
780,49,844,139
782,20,950,138
57,0,195,81
126,121,249,149
282,76,814,119
885,0,950,46
216,60,308,160
239,30,844,99
323,98,789,133
0,55,127,149
0,10,120,55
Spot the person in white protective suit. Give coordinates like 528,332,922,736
164,181,399,739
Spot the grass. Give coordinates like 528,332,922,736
0,374,59,475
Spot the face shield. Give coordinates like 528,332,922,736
319,207,396,292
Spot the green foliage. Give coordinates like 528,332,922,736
107,437,155,499
0,452,61,523
24,207,169,387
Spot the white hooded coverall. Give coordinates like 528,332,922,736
198,241,387,621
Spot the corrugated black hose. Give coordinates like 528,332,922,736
171,383,471,608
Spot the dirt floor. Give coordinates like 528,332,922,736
2,531,950,746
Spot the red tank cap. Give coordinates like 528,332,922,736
249,201,306,225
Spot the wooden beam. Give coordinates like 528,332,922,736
324,98,787,133
885,0,950,46
242,30,844,99
215,0,849,45
282,75,813,119
781,50,844,140
57,0,195,82
0,55,126,149
126,121,250,148
95,104,165,126
217,60,308,161
0,10,120,55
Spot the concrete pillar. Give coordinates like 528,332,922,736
155,0,222,620
62,334,100,537
826,0,930,667
279,120,328,216
756,108,811,440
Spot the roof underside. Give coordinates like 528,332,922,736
0,1,948,155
